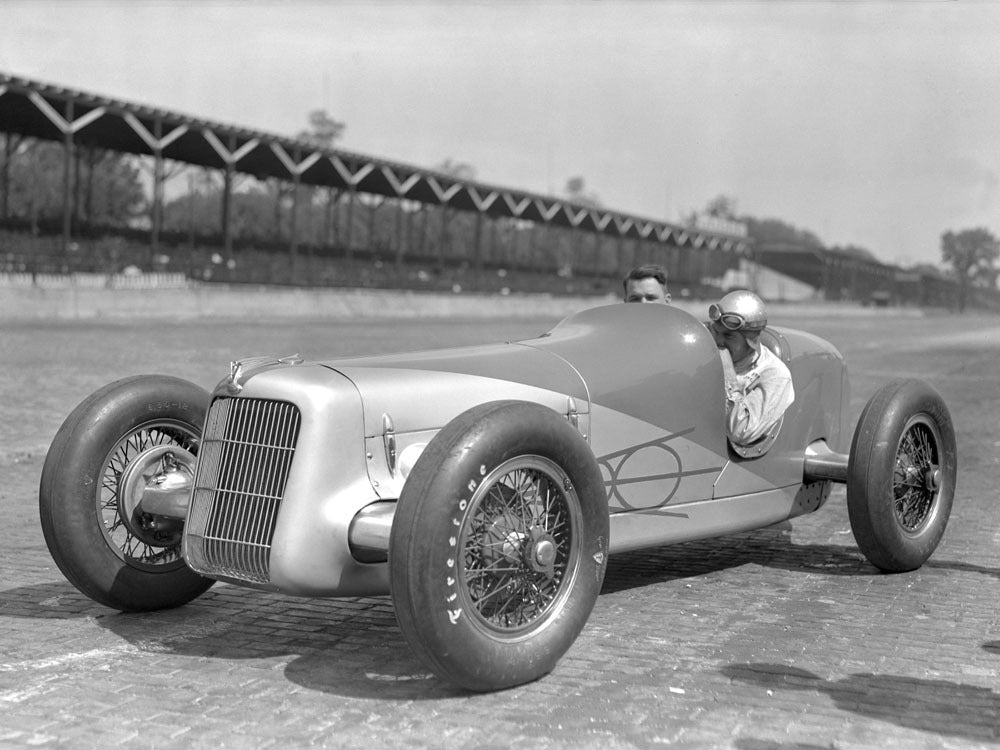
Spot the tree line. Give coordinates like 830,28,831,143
1,113,997,311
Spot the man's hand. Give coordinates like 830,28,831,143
718,348,740,396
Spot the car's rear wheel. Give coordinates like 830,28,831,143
847,379,956,572
39,375,214,611
389,400,609,692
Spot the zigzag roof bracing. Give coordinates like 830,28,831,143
0,72,749,253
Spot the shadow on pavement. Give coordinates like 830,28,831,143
734,741,832,750
0,580,110,619
5,536,997,702
721,662,1000,743
0,580,462,699
601,522,1000,594
283,652,466,700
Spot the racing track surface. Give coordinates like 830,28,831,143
2,307,999,749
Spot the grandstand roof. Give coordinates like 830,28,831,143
0,72,748,253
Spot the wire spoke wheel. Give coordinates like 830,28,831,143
99,420,199,570
847,379,956,572
40,375,214,611
389,400,608,691
461,456,579,637
892,416,942,533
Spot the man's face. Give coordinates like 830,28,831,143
711,323,755,362
624,277,670,304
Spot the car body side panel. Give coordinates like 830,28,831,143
523,304,726,439
608,482,830,554
524,303,731,505
586,402,725,511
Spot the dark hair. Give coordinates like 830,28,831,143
623,264,668,292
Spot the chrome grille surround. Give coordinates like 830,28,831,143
185,396,301,584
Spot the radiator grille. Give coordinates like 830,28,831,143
186,397,301,584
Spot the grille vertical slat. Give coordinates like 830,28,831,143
186,397,301,584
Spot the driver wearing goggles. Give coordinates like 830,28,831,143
708,290,794,457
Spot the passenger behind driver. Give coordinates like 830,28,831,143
708,290,794,457
623,264,671,304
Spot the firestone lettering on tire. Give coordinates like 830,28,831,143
445,479,480,625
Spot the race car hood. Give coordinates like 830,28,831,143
323,338,589,438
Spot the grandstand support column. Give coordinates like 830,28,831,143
222,160,233,265
395,199,405,268
151,118,164,255
417,205,428,259
203,129,261,268
345,186,355,260
394,198,404,268
473,210,483,288
2,133,15,220
61,99,75,256
123,113,188,256
367,195,381,256
490,219,500,269
324,186,336,249
437,204,449,272
72,140,83,233
289,168,300,278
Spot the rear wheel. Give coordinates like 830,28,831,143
39,375,214,611
847,379,956,572
389,400,609,691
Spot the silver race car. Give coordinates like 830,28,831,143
39,303,956,691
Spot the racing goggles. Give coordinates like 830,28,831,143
708,304,747,331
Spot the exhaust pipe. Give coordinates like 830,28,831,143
348,501,396,563
803,440,849,484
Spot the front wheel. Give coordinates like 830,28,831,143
847,379,957,572
389,401,609,692
39,375,214,611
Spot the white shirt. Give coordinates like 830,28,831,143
721,344,795,449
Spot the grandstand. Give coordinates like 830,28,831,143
0,72,749,299
0,72,991,308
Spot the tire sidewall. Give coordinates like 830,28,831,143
39,375,212,610
847,379,957,571
390,400,609,691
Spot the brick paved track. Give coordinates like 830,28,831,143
2,310,999,749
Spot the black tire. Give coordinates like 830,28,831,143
847,379,957,572
39,375,215,611
389,400,609,692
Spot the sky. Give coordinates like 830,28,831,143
2,0,999,268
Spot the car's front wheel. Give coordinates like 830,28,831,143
389,400,609,692
39,375,214,611
847,379,957,572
